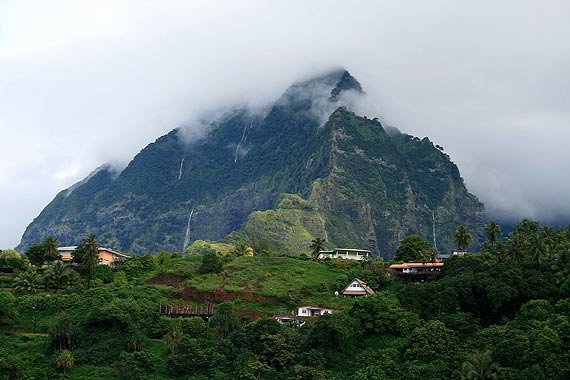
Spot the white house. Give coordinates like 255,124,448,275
317,248,371,261
296,305,337,317
340,278,376,297
389,262,444,274
388,262,444,282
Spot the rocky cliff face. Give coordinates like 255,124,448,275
242,107,485,256
18,69,485,257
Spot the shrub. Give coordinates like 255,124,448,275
199,250,222,274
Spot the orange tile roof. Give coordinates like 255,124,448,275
389,262,444,269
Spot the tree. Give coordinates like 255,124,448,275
50,315,77,350
0,249,27,271
406,320,459,362
156,251,172,265
112,271,129,287
455,226,473,251
507,231,526,263
14,268,42,293
73,234,99,289
209,301,241,338
309,237,326,260
92,265,114,283
54,350,74,373
528,231,546,268
0,292,18,326
484,222,501,244
514,218,540,236
233,242,248,257
198,250,222,274
42,236,60,262
307,312,360,353
25,243,47,266
115,351,159,380
44,261,78,292
24,236,61,265
395,235,437,262
460,350,499,380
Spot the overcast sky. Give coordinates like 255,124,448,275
1,0,569,249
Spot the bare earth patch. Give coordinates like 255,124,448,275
176,286,278,304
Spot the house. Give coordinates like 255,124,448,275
296,305,337,317
274,305,337,325
57,246,128,267
389,262,444,282
340,278,375,297
436,253,451,261
317,248,371,261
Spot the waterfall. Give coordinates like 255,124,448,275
178,158,184,180
234,118,253,163
182,208,194,252
432,210,437,250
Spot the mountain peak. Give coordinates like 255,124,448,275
19,69,484,257
330,70,363,100
275,68,364,117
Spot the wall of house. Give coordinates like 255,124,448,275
59,251,74,262
97,250,116,265
296,306,335,316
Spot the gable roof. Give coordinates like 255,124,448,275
341,278,375,295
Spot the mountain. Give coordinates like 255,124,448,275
18,69,485,257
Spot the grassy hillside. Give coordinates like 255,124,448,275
142,254,389,313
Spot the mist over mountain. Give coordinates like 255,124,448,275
18,70,485,257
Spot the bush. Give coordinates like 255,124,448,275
199,250,222,274
0,292,17,326
92,265,114,283
115,351,160,380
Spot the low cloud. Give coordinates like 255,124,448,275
1,1,569,248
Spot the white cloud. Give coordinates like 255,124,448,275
1,0,569,248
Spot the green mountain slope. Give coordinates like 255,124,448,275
18,69,484,257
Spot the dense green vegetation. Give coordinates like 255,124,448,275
2,218,570,379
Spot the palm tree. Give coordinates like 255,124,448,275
508,231,526,263
63,269,81,288
309,237,326,260
528,231,546,268
42,236,60,262
552,243,570,276
454,226,473,251
233,242,248,257
484,222,501,244
75,234,99,289
44,261,76,292
461,350,499,380
14,268,42,293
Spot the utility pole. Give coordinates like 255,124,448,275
32,306,38,333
